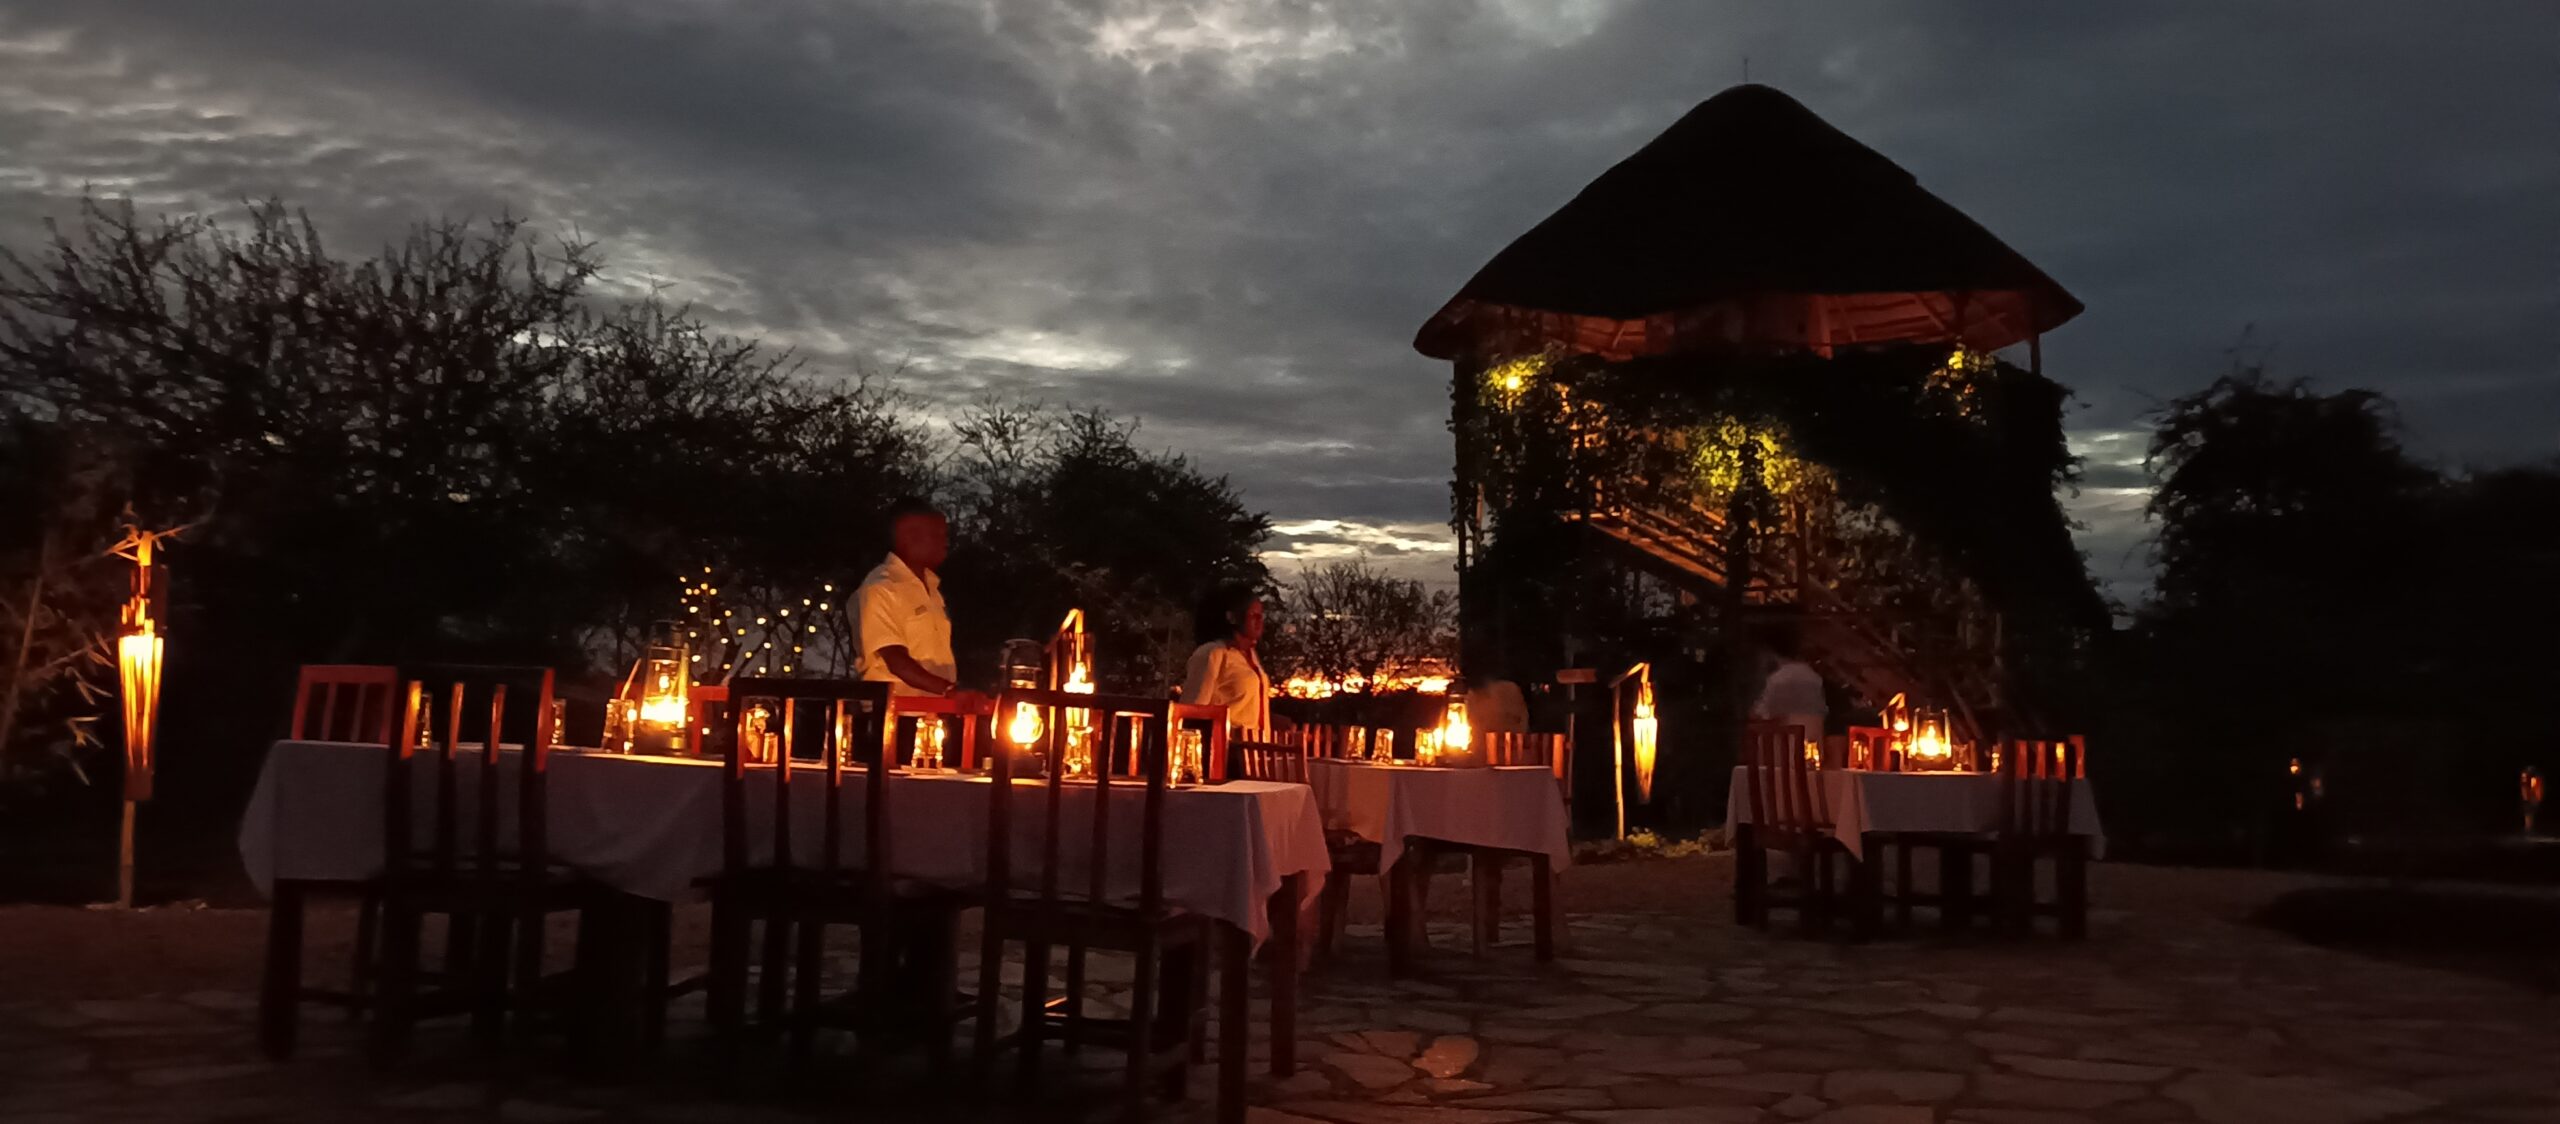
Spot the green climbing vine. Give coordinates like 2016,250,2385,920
1452,343,2102,716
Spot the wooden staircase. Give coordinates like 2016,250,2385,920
1577,487,2002,741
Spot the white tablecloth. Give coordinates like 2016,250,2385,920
1305,760,1572,873
1724,766,2105,862
239,740,1330,944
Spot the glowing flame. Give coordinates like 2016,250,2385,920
638,693,687,727
1439,700,1471,756
1007,702,1044,747
1063,663,1093,694
1909,720,1950,762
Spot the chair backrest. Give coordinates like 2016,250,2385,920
684,684,729,757
1481,730,1572,802
1172,702,1233,781
291,664,399,744
1286,723,1376,760
1999,736,2087,842
718,678,890,888
1739,721,1826,834
1235,739,1309,784
1844,725,1892,771
888,692,992,771
1478,730,1551,767
383,665,556,885
988,688,1173,920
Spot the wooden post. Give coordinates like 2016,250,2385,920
118,798,136,908
1610,683,1627,840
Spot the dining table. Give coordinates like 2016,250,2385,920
241,739,1332,1122
1303,757,1572,972
1724,765,2105,933
1722,765,2105,861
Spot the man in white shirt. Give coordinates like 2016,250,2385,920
853,498,975,701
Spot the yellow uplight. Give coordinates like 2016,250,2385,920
118,625,163,787
1630,686,1658,802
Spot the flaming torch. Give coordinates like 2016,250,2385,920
110,523,175,908
1609,662,1658,839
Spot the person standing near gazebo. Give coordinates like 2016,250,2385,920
1752,626,1827,751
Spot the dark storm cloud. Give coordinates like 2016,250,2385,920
2,0,2551,592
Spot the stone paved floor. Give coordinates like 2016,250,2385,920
2,858,2554,1123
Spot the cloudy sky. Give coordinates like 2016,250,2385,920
3,1,2552,602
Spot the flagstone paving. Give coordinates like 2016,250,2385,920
1,859,2553,1123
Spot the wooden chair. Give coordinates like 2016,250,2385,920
1439,732,1564,961
889,692,992,771
1281,723,1375,761
1846,725,1891,771
1733,721,1853,933
1243,734,1379,960
291,664,401,744
259,664,401,1059
701,679,970,1071
1170,702,1230,781
368,666,595,1065
1236,739,1309,784
974,688,1210,1120
682,684,728,757
1994,736,2091,940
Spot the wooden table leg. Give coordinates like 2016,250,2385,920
1731,825,1761,926
1384,850,1415,977
1470,853,1500,956
1940,843,1974,933
1530,855,1555,961
1852,835,1882,941
1218,924,1249,1124
259,880,307,1060
2058,840,2089,940
1269,872,1301,1077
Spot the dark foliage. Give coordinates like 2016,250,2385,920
2115,365,2560,852
0,199,1270,901
939,402,1270,694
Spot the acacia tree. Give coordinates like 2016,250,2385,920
943,401,1270,691
0,197,937,792
1267,559,1455,694
0,421,132,781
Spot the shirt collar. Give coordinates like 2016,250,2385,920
883,551,939,598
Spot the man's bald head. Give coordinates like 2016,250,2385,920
886,497,948,574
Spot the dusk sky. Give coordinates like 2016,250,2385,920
3,2,2552,603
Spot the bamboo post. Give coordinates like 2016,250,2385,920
118,799,136,908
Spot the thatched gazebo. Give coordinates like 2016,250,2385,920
1417,84,2079,365
1420,84,2097,759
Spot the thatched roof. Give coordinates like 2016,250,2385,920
1414,85,2082,362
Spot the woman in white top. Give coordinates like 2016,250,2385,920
1182,584,1277,736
